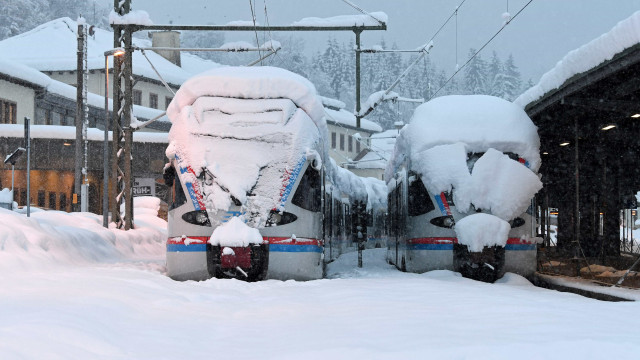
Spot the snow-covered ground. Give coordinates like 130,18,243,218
1,202,640,359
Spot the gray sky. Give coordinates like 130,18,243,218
112,0,640,83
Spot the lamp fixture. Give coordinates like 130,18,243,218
631,114,640,118
601,124,616,131
559,142,570,146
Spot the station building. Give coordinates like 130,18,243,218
516,11,640,260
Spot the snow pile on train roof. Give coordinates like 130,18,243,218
328,158,369,203
209,217,263,247
0,201,166,272
362,177,388,211
166,67,329,223
515,11,640,108
390,95,541,176
455,213,511,252
467,149,542,220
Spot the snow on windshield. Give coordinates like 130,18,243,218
387,95,542,249
166,67,327,225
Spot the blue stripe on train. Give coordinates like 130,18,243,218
166,244,207,252
505,244,537,251
269,244,323,253
408,244,454,251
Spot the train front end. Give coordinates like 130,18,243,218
390,95,542,282
164,67,326,282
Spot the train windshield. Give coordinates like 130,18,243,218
168,96,322,225
408,176,435,216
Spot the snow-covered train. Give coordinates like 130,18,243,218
386,95,542,282
163,66,386,281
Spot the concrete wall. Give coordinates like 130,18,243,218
0,79,35,124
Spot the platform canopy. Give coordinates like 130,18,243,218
516,12,640,258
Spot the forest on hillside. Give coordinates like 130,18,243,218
1,0,528,130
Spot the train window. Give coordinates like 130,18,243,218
170,172,187,210
292,165,321,212
408,178,435,216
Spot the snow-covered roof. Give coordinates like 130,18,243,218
352,129,397,170
388,95,540,180
0,58,168,123
0,124,168,143
515,11,640,108
0,17,221,86
320,96,382,133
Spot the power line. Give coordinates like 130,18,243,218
429,0,535,100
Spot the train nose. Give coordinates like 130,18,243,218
220,246,252,269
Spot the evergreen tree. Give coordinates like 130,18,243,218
463,48,488,95
502,54,523,100
487,51,506,97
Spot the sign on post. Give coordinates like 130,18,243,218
133,178,155,197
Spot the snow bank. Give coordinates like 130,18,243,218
0,200,166,272
208,216,263,247
455,213,511,252
292,12,388,27
515,11,640,108
0,188,12,204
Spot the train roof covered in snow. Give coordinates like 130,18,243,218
386,95,541,181
166,66,378,222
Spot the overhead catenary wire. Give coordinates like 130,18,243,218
341,0,385,25
429,0,535,100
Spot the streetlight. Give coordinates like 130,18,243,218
3,147,25,205
103,48,125,228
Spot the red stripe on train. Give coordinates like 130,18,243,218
168,236,323,246
408,237,535,245
408,237,458,245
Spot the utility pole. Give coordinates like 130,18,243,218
74,22,86,212
111,0,133,229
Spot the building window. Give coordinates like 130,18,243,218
20,189,27,206
133,90,142,105
348,135,353,152
60,193,67,212
64,115,74,126
165,96,173,110
0,99,17,124
356,138,361,153
48,192,57,210
331,132,336,149
37,190,45,207
340,134,345,151
149,93,158,109
51,112,62,126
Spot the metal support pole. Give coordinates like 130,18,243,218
123,28,134,230
25,117,31,217
11,164,14,193
355,30,362,129
103,55,109,228
74,23,85,212
574,116,580,259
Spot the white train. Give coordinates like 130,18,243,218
163,67,385,281
386,95,542,282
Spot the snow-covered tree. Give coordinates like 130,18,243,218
463,48,488,95
502,54,523,101
487,51,506,97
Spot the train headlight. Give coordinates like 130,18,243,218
182,210,212,227
430,216,455,228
